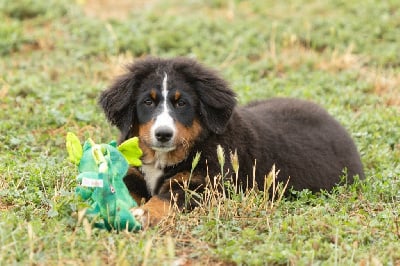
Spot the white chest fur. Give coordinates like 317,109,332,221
140,164,163,195
140,151,169,195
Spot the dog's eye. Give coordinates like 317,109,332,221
143,99,154,106
175,99,186,108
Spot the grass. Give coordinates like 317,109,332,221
0,0,399,264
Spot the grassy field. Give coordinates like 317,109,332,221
1,0,399,264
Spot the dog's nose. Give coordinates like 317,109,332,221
155,127,173,143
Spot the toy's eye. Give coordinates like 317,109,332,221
175,99,186,108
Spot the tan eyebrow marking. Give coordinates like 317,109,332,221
150,89,157,100
174,91,181,101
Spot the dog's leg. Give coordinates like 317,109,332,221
131,196,171,228
131,171,205,229
124,167,150,205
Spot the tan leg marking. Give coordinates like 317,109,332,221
131,196,170,229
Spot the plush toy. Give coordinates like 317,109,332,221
66,132,143,232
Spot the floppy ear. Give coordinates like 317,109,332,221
197,79,237,134
173,58,237,134
99,73,136,141
99,57,161,142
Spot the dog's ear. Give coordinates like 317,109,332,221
197,79,237,134
99,73,136,142
173,58,237,134
99,58,160,142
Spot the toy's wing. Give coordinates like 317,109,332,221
66,132,83,165
118,137,143,166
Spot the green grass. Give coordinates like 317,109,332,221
1,0,399,264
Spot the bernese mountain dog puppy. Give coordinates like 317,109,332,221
99,57,364,228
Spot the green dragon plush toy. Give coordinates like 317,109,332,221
66,132,143,232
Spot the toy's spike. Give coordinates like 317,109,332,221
118,137,143,167
109,140,117,147
66,132,83,165
87,138,96,147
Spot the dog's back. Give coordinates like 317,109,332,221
240,98,364,192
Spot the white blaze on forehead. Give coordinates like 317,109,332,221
151,73,176,141
162,72,168,98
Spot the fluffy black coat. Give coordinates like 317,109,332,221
100,57,364,207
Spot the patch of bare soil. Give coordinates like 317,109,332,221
316,46,400,108
367,70,400,107
82,0,154,20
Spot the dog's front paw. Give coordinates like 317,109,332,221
131,207,149,229
130,197,170,229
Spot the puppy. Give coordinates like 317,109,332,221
99,57,364,227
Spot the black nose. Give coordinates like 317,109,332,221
155,127,173,143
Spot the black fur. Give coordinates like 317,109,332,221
99,57,364,207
